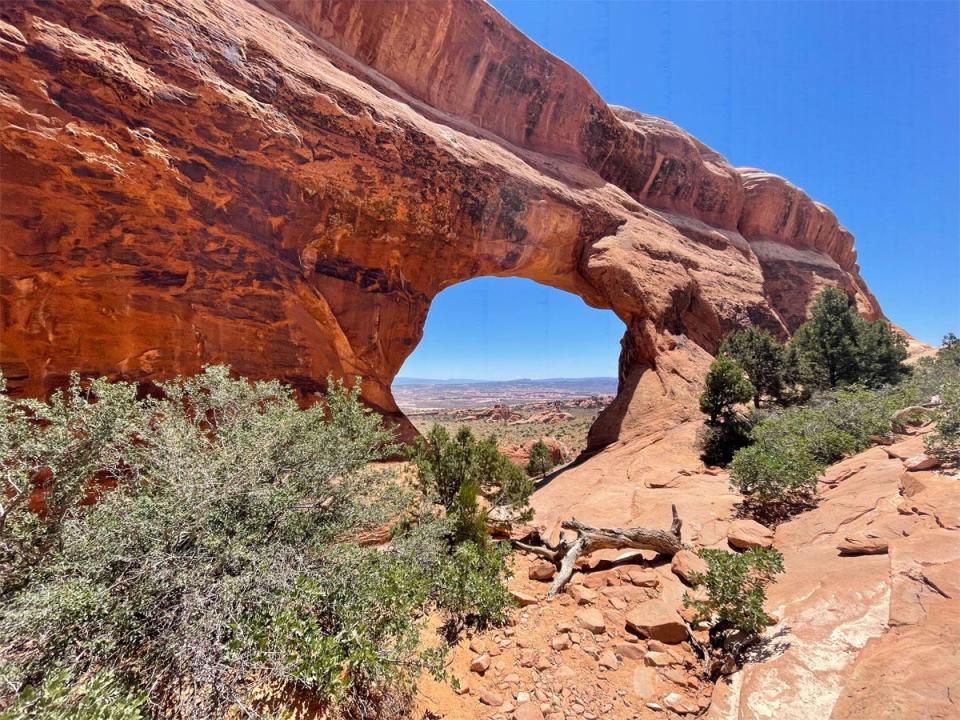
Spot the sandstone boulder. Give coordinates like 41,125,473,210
905,454,940,471
727,518,774,549
478,688,503,707
837,532,889,556
469,654,491,675
672,550,708,584
569,585,600,605
513,702,545,720
663,692,699,714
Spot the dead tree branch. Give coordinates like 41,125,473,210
514,505,688,598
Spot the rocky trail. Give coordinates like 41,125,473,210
415,424,959,719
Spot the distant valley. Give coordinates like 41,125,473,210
392,377,618,410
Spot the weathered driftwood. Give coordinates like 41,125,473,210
891,396,940,430
514,505,687,597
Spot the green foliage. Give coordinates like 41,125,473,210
0,366,467,718
720,328,785,406
0,372,143,590
728,437,824,504
922,335,960,464
696,414,753,467
785,287,862,388
526,439,555,477
927,379,960,463
784,287,908,391
698,355,755,465
699,355,755,424
854,317,910,387
0,668,147,720
939,332,960,367
409,425,532,513
404,425,523,630
728,380,923,515
684,547,784,635
432,541,514,630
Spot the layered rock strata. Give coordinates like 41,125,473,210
0,0,880,445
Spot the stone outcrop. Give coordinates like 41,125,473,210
0,0,881,448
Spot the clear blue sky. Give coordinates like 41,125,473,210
398,0,959,381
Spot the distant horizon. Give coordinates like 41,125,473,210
393,375,619,386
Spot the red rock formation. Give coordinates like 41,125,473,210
0,0,881,447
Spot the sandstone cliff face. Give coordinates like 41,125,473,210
0,0,881,446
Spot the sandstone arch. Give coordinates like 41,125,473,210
0,0,881,450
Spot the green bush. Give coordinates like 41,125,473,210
699,355,755,424
784,287,908,391
927,379,960,463
408,425,532,514
696,414,753,467
0,367,477,718
785,287,862,388
698,355,755,466
526,439,555,478
720,328,785,406
0,668,147,720
855,317,910,387
432,541,514,630
684,547,784,636
728,438,824,503
728,382,921,514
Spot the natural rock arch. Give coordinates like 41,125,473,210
0,0,881,450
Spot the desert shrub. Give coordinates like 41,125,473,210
785,287,862,388
750,387,903,466
684,547,784,636
720,328,785,406
696,413,753,467
0,668,147,720
408,425,532,514
728,438,823,505
0,367,467,718
0,372,143,591
729,382,920,515
405,426,523,630
855,317,910,387
926,379,960,463
431,541,513,630
526,439,555,477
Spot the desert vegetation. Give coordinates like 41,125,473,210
0,368,528,719
699,288,957,519
525,439,556,478
684,547,785,672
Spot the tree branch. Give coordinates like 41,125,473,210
513,506,688,598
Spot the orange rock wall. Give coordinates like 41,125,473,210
0,0,882,446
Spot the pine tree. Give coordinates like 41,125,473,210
855,318,909,387
720,328,785,406
526,439,555,478
699,355,755,424
785,287,860,389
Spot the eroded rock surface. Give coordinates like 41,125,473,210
1,0,880,447
419,427,958,719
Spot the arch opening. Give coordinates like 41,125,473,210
391,277,626,461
